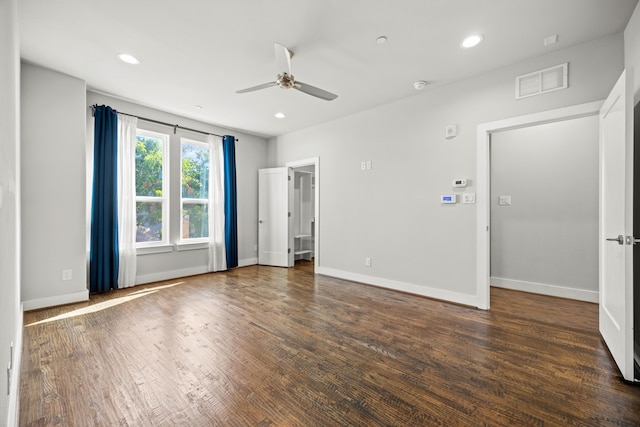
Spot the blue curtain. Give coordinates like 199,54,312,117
90,105,119,293
223,135,238,268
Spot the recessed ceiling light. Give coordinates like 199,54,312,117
274,112,286,119
461,34,484,48
376,36,388,44
117,53,140,64
195,105,202,109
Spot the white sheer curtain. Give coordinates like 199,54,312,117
117,114,138,287
208,135,227,271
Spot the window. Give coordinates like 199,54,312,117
135,129,169,245
181,138,210,240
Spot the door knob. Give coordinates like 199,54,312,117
606,235,624,245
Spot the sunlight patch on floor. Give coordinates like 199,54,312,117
26,281,184,326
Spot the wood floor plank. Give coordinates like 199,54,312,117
20,263,640,426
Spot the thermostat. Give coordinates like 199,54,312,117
441,194,456,204
453,179,467,188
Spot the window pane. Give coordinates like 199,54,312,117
136,135,163,197
182,203,209,239
136,201,163,242
181,143,209,199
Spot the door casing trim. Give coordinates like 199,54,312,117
476,101,604,309
286,157,320,272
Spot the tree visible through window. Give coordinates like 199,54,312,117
135,130,168,244
181,139,210,240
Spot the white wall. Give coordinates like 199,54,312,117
0,0,21,424
21,63,89,309
625,1,640,101
490,116,599,302
268,34,624,307
86,92,269,284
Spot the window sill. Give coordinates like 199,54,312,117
136,244,174,255
175,241,210,252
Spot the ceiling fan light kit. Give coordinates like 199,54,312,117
236,43,338,101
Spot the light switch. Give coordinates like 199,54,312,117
498,196,511,206
463,193,476,204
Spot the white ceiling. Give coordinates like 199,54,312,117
19,0,638,138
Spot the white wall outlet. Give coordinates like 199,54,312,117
365,257,372,267
498,195,512,206
62,269,72,281
463,193,476,204
366,160,372,170
361,161,367,171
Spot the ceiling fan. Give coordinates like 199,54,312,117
236,43,338,101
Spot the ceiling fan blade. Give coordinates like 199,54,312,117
274,43,292,75
293,81,338,101
236,81,276,94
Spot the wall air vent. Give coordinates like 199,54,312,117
516,63,568,99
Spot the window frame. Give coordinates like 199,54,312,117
180,137,211,243
135,128,170,248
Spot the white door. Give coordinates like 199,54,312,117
599,70,635,381
258,167,294,267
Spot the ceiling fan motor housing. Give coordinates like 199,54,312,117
277,73,296,89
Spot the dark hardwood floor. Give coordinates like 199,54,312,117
20,262,640,426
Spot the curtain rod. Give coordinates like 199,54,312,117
91,104,237,140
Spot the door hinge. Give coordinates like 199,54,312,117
288,212,291,217
288,248,291,253
288,175,292,181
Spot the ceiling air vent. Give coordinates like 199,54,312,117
516,63,568,99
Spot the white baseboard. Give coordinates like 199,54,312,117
136,260,258,285
238,257,258,267
316,266,480,308
136,266,210,285
490,277,599,303
23,289,89,311
6,303,23,427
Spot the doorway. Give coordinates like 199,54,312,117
477,101,604,309
489,116,599,303
286,157,320,273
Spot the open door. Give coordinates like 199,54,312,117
599,69,636,382
258,167,294,267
